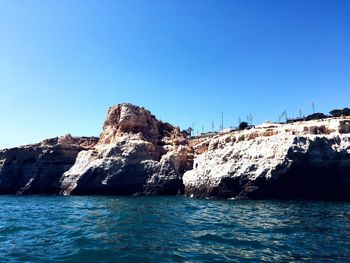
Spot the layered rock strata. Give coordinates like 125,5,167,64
183,117,350,200
60,104,193,195
0,135,98,194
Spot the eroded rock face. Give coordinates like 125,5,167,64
61,103,193,195
3,103,349,199
0,135,98,194
184,117,350,200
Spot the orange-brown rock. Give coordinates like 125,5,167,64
61,103,193,195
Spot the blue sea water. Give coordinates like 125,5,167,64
0,196,349,262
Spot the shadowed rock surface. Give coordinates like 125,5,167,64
184,117,350,200
60,103,193,195
0,135,98,194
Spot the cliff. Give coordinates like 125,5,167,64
60,103,193,195
0,135,98,194
1,103,350,200
183,117,350,200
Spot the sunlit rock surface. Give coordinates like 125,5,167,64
184,117,350,200
60,103,193,195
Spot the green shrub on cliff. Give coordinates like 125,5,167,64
239,121,248,130
305,113,328,121
329,108,350,117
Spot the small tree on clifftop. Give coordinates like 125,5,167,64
239,121,248,130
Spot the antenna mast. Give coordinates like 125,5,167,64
221,112,224,131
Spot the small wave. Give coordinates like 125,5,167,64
195,233,234,244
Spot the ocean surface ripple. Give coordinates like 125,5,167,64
0,196,350,262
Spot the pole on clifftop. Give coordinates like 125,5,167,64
221,112,224,131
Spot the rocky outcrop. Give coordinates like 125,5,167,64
2,103,350,200
60,103,193,195
183,117,350,200
0,135,98,194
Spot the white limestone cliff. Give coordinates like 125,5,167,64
184,117,350,199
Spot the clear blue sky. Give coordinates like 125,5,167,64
1,0,349,148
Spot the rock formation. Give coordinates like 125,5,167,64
60,103,193,195
183,117,350,200
1,103,350,200
0,135,98,194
